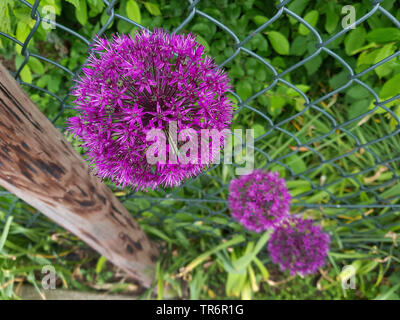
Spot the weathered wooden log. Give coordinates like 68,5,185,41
0,62,158,287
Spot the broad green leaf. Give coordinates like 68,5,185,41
254,68,267,81
126,0,141,23
75,0,88,26
252,15,269,27
267,31,290,55
37,74,50,88
269,94,286,116
16,21,30,44
144,2,161,16
288,0,309,24
27,57,45,75
48,75,61,92
19,65,32,83
357,49,379,67
290,36,307,56
346,86,370,100
0,0,12,34
374,43,396,78
299,10,319,35
325,1,339,34
344,27,366,56
87,0,104,17
236,80,252,101
348,99,370,119
366,28,400,43
304,54,322,75
253,123,266,138
285,154,306,174
286,84,310,97
65,0,80,9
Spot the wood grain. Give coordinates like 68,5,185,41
0,62,158,287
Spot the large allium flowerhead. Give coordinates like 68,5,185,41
228,170,291,232
68,29,233,190
268,217,331,276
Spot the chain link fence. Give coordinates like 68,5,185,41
0,0,399,258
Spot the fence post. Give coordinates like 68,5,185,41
0,62,158,287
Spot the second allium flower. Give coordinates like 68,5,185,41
228,170,291,232
68,29,233,190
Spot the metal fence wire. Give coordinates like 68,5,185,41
0,0,400,255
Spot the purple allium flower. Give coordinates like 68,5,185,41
68,29,233,190
268,217,331,276
228,170,291,232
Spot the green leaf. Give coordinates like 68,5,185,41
0,0,13,35
357,49,379,67
183,235,245,274
286,84,310,97
380,73,400,100
366,28,400,43
304,54,322,76
236,80,252,101
144,2,161,16
348,99,370,119
20,65,32,83
374,283,400,300
253,257,269,280
252,15,269,27
233,231,271,272
285,154,306,174
253,123,266,138
346,86,370,100
381,176,400,197
288,0,309,24
95,256,107,274
374,43,396,78
65,0,80,9
16,22,30,44
37,74,51,88
267,31,290,55
48,75,61,92
254,68,267,82
344,27,367,56
126,0,141,23
299,10,319,35
27,57,45,75
0,216,13,252
75,0,88,26
324,1,339,34
290,36,307,56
